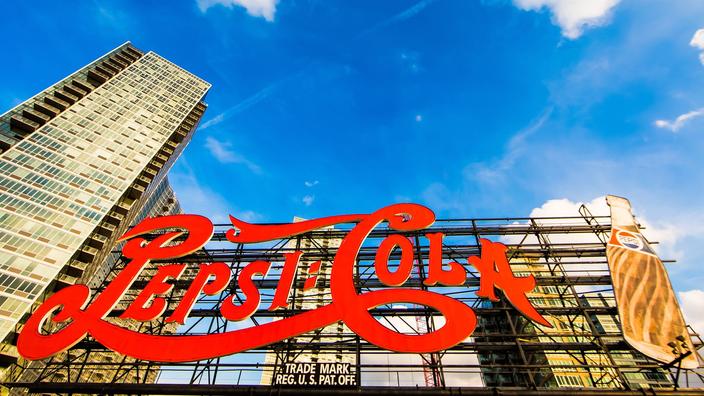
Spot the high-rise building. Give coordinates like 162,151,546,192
0,42,210,373
260,218,356,384
4,176,187,389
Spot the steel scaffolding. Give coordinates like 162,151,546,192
4,210,704,395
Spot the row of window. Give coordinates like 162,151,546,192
141,52,210,87
0,192,91,237
0,295,30,321
0,211,83,251
9,145,123,198
0,177,102,223
0,250,54,282
0,272,43,300
36,125,141,184
0,229,70,267
0,160,110,213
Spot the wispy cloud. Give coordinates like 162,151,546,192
356,0,437,39
198,71,303,130
196,0,278,21
204,136,262,173
169,162,262,224
512,0,620,39
94,3,133,33
468,107,553,185
304,180,319,187
654,108,704,132
302,195,315,206
420,107,554,214
199,113,224,130
198,1,437,130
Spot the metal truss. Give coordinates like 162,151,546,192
4,212,704,395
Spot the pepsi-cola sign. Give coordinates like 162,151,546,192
18,204,549,363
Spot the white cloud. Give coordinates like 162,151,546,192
197,0,278,21
302,195,315,206
304,180,319,187
415,114,423,122
690,29,704,65
204,136,262,173
503,196,683,261
654,108,704,132
679,289,704,337
691,29,704,49
512,0,620,39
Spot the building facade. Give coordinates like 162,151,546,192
0,42,210,376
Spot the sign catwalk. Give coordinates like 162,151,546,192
606,195,698,369
15,199,699,370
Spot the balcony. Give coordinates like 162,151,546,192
114,53,132,65
78,245,99,262
71,79,94,93
67,259,88,273
127,183,145,199
107,57,127,70
104,211,125,226
146,160,162,172
101,61,120,74
113,199,133,216
22,108,50,125
63,84,87,98
54,89,78,105
159,148,174,159
94,64,114,78
34,101,60,117
86,233,108,249
44,95,69,110
65,260,87,278
95,221,117,237
55,272,78,289
0,342,18,365
87,69,108,84
136,175,151,187
10,115,39,133
176,126,189,137
143,166,157,177
120,50,137,62
124,46,143,59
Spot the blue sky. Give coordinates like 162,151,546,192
2,1,704,330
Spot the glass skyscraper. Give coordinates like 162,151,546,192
0,42,210,369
